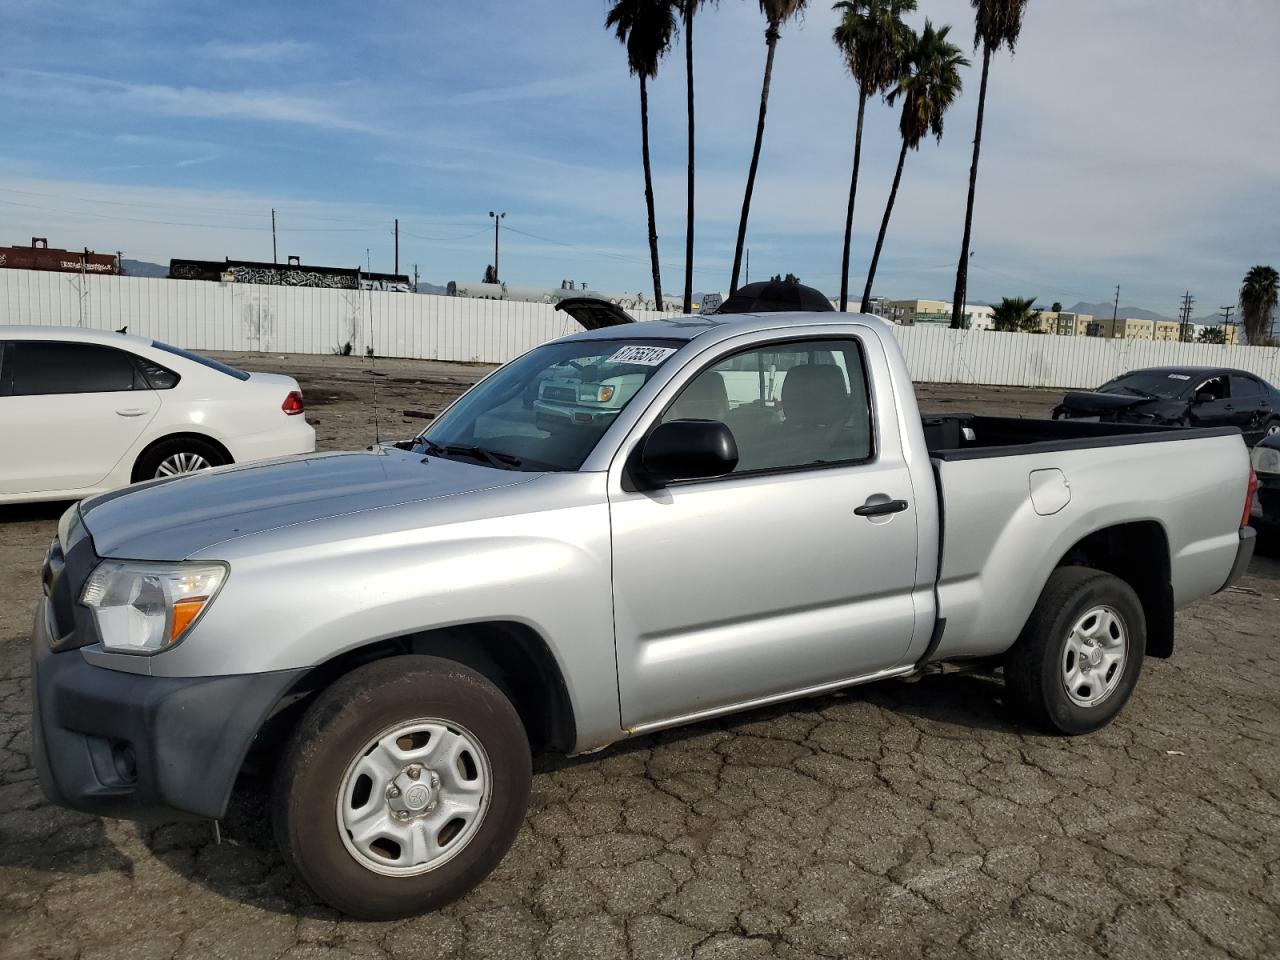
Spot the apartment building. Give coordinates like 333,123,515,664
886,299,995,329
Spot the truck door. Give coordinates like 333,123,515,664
607,332,921,731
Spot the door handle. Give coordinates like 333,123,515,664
855,499,909,517
115,408,148,417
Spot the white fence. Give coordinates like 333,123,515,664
0,269,677,366
3,268,1279,389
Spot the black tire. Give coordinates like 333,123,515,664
1261,417,1280,443
1004,566,1146,735
132,436,227,482
271,656,531,920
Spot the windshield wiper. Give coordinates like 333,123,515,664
421,439,523,469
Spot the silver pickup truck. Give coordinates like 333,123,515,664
31,312,1257,919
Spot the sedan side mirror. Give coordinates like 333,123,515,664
1195,391,1215,404
639,419,739,486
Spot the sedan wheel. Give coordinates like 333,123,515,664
155,451,212,477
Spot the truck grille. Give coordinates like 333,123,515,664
542,386,577,402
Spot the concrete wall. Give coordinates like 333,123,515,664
3,268,1279,389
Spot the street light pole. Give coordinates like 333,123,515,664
489,211,506,282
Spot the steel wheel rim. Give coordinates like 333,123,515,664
1268,422,1280,437
155,452,211,477
336,718,493,877
1062,604,1128,708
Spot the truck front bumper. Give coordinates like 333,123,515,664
31,598,306,820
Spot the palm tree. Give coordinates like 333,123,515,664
949,0,1030,328
1240,265,1279,345
677,0,710,315
990,295,1040,332
728,0,809,294
607,0,677,309
832,0,916,312
860,21,967,312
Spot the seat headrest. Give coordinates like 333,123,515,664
669,370,729,422
781,364,849,427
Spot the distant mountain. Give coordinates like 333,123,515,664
1067,301,1175,322
415,281,449,295
121,258,168,278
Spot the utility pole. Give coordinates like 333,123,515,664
488,211,506,282
394,219,399,275
1219,304,1235,347
1112,285,1120,324
1178,291,1195,343
366,248,371,272
745,247,750,286
413,263,420,294
271,208,278,264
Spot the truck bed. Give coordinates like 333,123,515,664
921,414,1249,663
921,413,1240,459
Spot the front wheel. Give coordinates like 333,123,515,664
1004,566,1145,735
272,656,531,919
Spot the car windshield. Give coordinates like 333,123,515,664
1097,371,1193,400
417,338,682,471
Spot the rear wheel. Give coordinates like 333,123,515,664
1004,566,1145,735
272,656,531,920
132,437,227,481
1263,418,1280,440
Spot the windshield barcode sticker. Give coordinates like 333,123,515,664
607,345,677,366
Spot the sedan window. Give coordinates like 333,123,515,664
9,342,139,395
1230,375,1262,398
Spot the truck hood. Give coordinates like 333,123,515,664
1055,390,1187,418
79,449,535,561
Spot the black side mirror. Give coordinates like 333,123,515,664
1195,391,1215,404
639,419,738,486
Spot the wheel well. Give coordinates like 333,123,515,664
1055,521,1174,658
132,432,234,481
246,622,577,780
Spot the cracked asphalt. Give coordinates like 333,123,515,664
2,353,1278,960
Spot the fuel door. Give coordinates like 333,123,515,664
1029,468,1071,516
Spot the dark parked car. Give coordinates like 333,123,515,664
1251,432,1280,530
1054,366,1280,446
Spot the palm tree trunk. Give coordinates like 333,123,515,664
639,73,663,309
839,92,868,312
861,138,908,313
683,1,695,314
729,28,778,294
950,43,991,328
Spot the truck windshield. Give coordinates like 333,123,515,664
1097,371,1192,400
418,339,681,471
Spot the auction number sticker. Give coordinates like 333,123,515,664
1167,374,1191,380
608,345,677,366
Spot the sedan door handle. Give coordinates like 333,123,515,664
855,498,909,517
115,408,148,417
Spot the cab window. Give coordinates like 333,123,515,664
661,338,873,473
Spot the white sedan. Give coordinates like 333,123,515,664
0,326,315,504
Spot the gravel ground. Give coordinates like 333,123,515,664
2,353,1278,960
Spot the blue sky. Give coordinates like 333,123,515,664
0,0,1276,314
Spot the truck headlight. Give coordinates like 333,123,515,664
578,384,615,403
80,560,227,655
1252,446,1280,476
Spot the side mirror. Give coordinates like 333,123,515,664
1195,391,1215,404
639,419,738,486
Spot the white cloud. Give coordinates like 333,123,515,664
204,39,311,62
